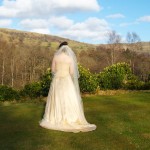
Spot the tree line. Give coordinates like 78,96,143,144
0,30,150,90
79,31,150,82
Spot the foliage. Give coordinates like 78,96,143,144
40,65,100,94
78,64,99,93
142,81,150,90
123,74,150,90
0,28,91,89
20,82,42,98
123,75,144,90
148,73,150,81
40,68,53,96
98,62,132,89
20,68,53,98
0,85,20,101
1,62,150,101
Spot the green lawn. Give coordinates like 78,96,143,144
0,92,150,150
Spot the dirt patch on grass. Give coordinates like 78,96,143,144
142,133,150,139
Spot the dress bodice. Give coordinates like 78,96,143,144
55,62,70,77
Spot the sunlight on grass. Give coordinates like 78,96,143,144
0,92,150,150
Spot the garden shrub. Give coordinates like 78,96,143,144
0,85,20,101
78,64,99,93
21,68,53,98
40,68,53,97
123,75,144,90
122,74,150,90
148,74,150,81
40,65,99,94
142,81,150,90
98,62,132,90
20,82,42,98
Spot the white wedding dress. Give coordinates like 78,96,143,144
39,53,96,133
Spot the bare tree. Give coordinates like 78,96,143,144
126,32,142,73
0,39,8,85
126,32,142,50
107,30,122,65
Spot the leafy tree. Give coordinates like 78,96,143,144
78,64,99,93
98,62,132,89
40,68,53,96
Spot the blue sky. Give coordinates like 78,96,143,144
0,0,150,44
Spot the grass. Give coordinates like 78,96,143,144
0,91,150,150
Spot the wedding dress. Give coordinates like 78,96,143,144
39,46,96,133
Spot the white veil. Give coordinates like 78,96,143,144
54,45,83,106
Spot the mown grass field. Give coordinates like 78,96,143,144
0,92,150,150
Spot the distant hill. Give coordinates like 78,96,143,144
98,42,150,54
138,42,150,53
0,28,149,53
0,28,149,88
0,28,95,53
122,42,150,53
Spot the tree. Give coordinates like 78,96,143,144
106,30,122,65
126,32,142,73
0,39,7,85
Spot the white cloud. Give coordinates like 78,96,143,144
0,0,101,18
0,19,12,27
0,0,31,18
19,18,51,34
19,17,110,43
137,16,150,22
0,0,104,43
49,16,74,30
106,13,125,19
0,6,17,18
58,17,111,42
20,19,49,29
19,16,74,30
31,28,50,34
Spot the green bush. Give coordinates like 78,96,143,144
20,82,42,98
0,85,20,101
142,81,150,90
148,74,150,81
122,74,150,90
123,76,144,90
20,68,53,98
37,65,99,95
40,68,53,97
98,62,132,90
78,64,99,93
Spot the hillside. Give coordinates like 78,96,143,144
0,28,150,89
0,28,95,52
122,42,150,53
0,28,96,88
140,42,150,53
0,28,150,53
